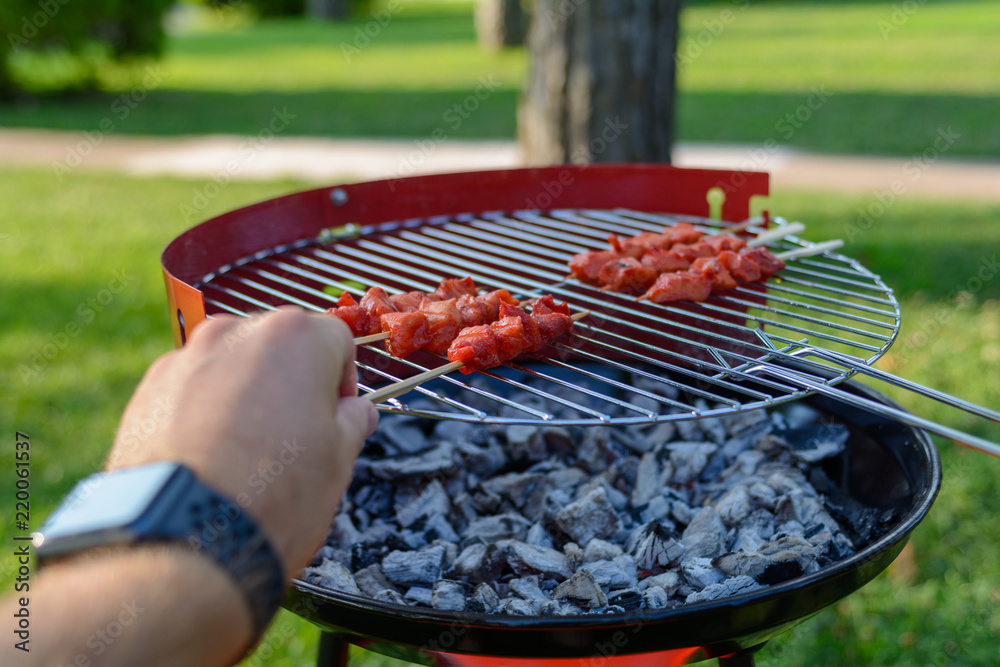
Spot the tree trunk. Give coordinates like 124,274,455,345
307,0,349,20
519,0,682,165
475,0,525,51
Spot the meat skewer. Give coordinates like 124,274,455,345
638,240,843,304
365,307,588,403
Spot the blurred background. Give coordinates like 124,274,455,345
1,1,998,665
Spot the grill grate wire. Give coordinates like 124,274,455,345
196,209,902,425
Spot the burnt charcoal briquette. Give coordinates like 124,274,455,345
608,589,644,611
553,569,608,609
351,544,379,571
554,487,622,545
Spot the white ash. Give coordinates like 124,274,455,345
305,379,899,616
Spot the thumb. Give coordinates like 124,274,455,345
335,396,379,458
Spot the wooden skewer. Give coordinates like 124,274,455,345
364,311,590,403
776,240,844,262
747,222,805,248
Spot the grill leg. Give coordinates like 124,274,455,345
317,633,349,667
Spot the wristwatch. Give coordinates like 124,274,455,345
35,461,285,639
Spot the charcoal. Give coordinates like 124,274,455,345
667,443,719,484
714,486,752,527
713,536,817,584
638,571,680,595
506,424,547,462
451,543,505,584
453,493,480,524
685,575,763,604
373,589,409,606
778,424,849,463
563,542,584,572
583,556,638,590
631,452,661,506
471,488,503,514
481,472,547,511
721,409,770,438
627,520,685,571
454,439,508,478
547,466,589,491
378,416,430,455
424,513,460,543
540,600,584,615
730,508,776,553
781,403,823,429
681,507,728,559
331,513,362,545
471,582,500,613
509,576,548,602
396,479,451,528
382,544,447,586
502,540,572,579
404,586,433,606
584,538,623,563
354,564,397,598
463,513,532,544
362,443,455,479
540,426,576,454
553,570,608,609
433,420,489,446
498,598,537,615
680,557,725,590
746,481,777,510
301,560,361,596
576,479,629,512
639,495,672,523
554,487,622,545
631,374,680,401
431,580,467,611
693,400,727,445
675,419,704,442
526,521,555,549
608,589,644,611
642,585,669,609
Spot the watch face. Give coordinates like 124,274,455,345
38,462,182,550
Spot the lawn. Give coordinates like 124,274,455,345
1,166,997,665
2,0,999,157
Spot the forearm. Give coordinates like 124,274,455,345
3,546,253,667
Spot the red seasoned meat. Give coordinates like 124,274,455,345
359,287,397,334
380,311,431,358
717,250,761,282
568,249,624,284
610,232,665,257
660,222,704,246
456,294,491,327
639,271,713,304
419,298,464,355
326,291,372,336
389,291,424,312
491,315,529,360
597,257,658,294
499,302,543,350
448,325,501,374
702,234,747,254
641,247,690,274
429,277,478,301
670,241,718,263
476,289,519,321
531,296,573,343
741,247,786,278
691,256,738,291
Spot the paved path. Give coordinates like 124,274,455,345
2,128,998,201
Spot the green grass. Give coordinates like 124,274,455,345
2,0,1000,157
1,167,998,665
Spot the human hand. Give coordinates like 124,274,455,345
107,308,378,575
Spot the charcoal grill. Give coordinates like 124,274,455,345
159,165,989,664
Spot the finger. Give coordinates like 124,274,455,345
337,395,380,448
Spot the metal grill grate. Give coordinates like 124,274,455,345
192,208,902,425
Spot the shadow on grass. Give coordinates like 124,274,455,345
3,88,999,159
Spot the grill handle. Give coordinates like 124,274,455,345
758,357,1000,459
